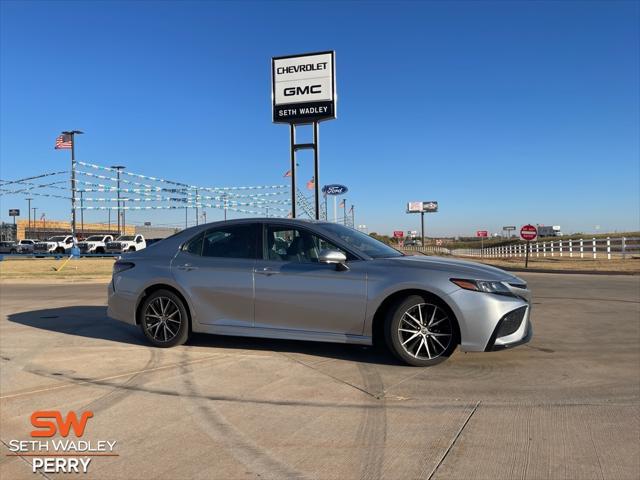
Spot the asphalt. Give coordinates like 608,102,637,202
0,273,638,479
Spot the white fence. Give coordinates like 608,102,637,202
451,237,639,260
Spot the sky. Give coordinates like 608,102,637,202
1,0,638,236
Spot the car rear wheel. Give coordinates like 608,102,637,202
140,290,189,347
385,294,458,367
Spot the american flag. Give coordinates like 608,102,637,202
55,134,72,149
306,176,315,190
339,199,345,208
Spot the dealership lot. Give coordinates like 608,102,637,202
0,273,638,479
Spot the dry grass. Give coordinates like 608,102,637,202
0,257,115,282
454,255,640,273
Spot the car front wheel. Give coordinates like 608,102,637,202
385,294,458,367
140,290,189,347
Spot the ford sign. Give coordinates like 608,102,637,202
322,184,348,196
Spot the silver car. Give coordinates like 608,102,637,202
108,219,532,366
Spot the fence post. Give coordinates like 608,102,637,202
559,239,563,257
622,237,626,260
607,237,611,260
536,242,539,257
543,242,547,257
592,238,596,259
580,239,584,259
551,241,554,257
569,238,573,258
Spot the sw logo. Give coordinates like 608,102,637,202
31,410,94,437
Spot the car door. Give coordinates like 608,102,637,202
171,223,259,328
253,223,367,335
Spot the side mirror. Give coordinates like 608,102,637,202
318,249,349,271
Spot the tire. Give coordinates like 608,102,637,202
96,247,105,254
10,249,16,254
139,289,189,348
128,246,136,252
55,247,65,254
384,294,459,367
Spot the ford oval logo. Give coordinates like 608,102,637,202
321,184,348,196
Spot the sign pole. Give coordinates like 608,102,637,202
290,124,297,218
313,121,320,220
525,240,530,268
421,211,425,247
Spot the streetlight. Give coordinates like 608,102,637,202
26,198,33,233
111,165,125,235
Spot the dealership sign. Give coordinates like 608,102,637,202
476,230,489,237
407,201,438,213
9,209,19,216
272,51,336,124
393,231,404,238
322,184,348,196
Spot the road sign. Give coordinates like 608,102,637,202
520,224,537,241
322,184,348,196
8,209,19,216
393,231,404,238
476,230,488,237
272,51,336,124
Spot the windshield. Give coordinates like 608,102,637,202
86,236,104,241
320,224,403,258
117,236,135,241
48,236,66,242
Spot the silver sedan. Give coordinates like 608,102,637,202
108,219,532,366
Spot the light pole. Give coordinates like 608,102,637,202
80,190,84,238
111,165,125,235
26,198,33,233
61,130,83,239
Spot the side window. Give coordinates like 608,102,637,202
202,224,257,259
265,226,348,263
183,232,204,255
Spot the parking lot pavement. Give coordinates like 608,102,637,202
0,273,638,479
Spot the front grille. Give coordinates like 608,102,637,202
497,306,527,337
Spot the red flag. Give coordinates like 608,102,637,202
283,170,291,178
55,134,72,149
306,176,315,190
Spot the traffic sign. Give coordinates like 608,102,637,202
520,224,537,241
476,230,488,237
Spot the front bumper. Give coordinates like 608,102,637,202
447,287,532,352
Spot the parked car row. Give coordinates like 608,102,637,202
0,234,147,255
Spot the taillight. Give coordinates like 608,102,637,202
113,261,135,275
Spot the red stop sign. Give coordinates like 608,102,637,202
520,224,537,241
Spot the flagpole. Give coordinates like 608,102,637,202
343,198,347,226
62,130,83,243
313,121,320,220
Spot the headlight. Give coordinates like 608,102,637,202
450,278,515,297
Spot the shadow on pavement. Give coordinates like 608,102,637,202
8,306,402,366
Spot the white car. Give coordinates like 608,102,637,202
34,235,77,254
16,239,37,254
106,234,146,253
78,235,114,254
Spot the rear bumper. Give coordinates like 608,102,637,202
107,280,138,326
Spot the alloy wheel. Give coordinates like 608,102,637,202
144,296,182,342
397,303,453,360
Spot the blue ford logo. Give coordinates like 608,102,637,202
322,184,348,196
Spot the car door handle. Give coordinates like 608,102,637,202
177,264,199,271
254,267,280,276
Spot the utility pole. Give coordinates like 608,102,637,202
108,208,111,234
26,198,33,233
32,208,38,236
61,130,83,240
195,189,199,226
80,190,84,238
111,165,125,235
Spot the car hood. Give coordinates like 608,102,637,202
378,255,525,283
